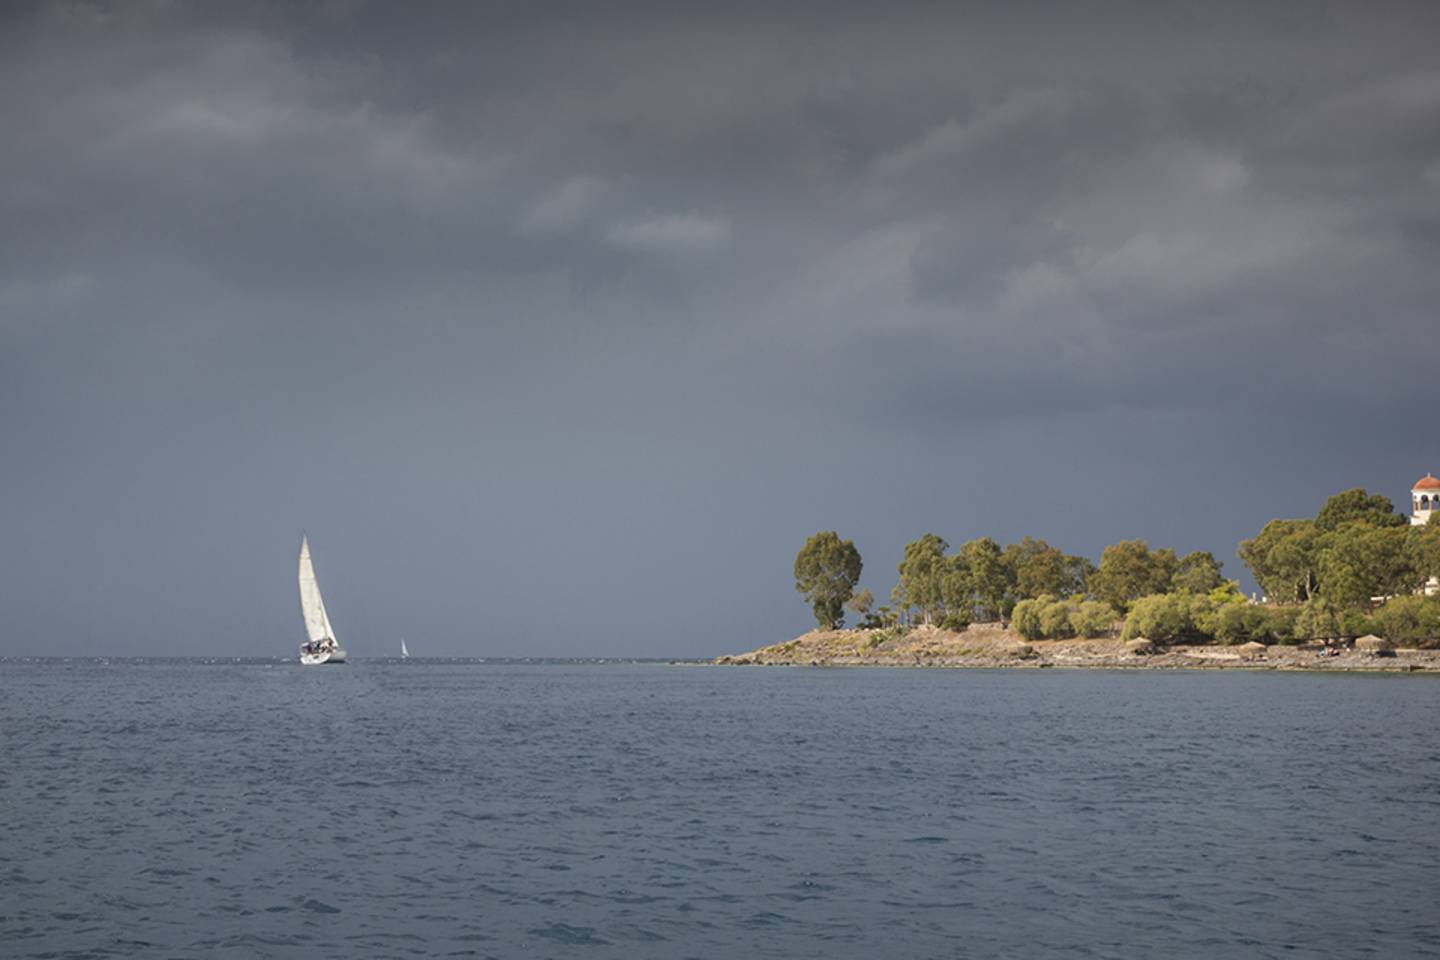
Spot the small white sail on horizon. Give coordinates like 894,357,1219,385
401,638,410,659
298,535,347,665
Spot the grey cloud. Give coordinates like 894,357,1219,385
5,0,1440,656
604,214,731,255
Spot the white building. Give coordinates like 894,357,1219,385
1413,474,1440,596
1411,474,1440,526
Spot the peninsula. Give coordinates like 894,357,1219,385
716,623,1440,672
722,479,1440,671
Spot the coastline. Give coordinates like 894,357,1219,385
715,624,1440,672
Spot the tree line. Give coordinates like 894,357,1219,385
793,487,1440,646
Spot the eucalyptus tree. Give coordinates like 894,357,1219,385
1090,540,1177,611
960,537,1011,622
897,534,949,625
1172,551,1225,594
793,531,863,629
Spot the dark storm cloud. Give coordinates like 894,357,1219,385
4,0,1440,655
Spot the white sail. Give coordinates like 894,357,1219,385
298,536,337,648
400,638,409,658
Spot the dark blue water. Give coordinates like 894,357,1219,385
3,661,1438,959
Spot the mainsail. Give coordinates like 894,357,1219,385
401,638,409,658
298,536,337,647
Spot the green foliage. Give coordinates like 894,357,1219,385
1038,600,1075,639
1119,588,1306,646
1371,595,1440,647
1293,597,1378,642
1241,491,1422,611
1203,602,1257,645
961,537,1011,621
1238,519,1319,604
859,605,898,630
1070,600,1117,638
1011,598,1045,641
866,625,911,648
1314,524,1416,608
896,534,949,625
1293,598,1342,641
1172,551,1224,594
938,555,973,624
793,531,863,630
846,587,875,618
1189,588,1252,644
1012,595,1117,641
1410,519,1440,583
1005,537,1090,601
939,612,972,632
1265,605,1302,645
1314,488,1406,531
1121,593,1193,644
1091,540,1177,611
1338,607,1379,640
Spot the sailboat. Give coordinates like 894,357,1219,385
400,638,410,659
298,535,348,665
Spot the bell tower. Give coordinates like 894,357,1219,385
1412,474,1440,525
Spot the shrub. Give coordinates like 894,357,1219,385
1070,600,1117,638
1264,605,1302,645
1121,593,1193,644
1372,595,1440,648
1039,601,1075,639
940,611,972,632
1338,608,1378,640
1294,599,1341,642
1205,602,1255,645
1012,598,1045,641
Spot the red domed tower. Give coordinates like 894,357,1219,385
1412,474,1440,525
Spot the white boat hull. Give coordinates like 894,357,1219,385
300,647,348,665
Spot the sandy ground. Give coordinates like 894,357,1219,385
715,623,1440,672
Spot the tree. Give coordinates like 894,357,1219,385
1004,537,1088,600
1294,598,1343,642
938,554,973,624
793,531,863,629
1314,488,1406,532
1070,600,1117,638
1371,595,1440,647
897,534,949,625
1038,599,1075,639
1314,523,1416,608
961,537,1011,621
1063,555,1098,597
846,587,875,619
1011,598,1045,641
1172,551,1224,594
1120,593,1193,644
1238,519,1319,603
1090,540,1177,611
1409,519,1440,588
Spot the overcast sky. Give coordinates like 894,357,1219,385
4,0,1439,657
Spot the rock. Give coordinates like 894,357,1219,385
1238,641,1268,660
1354,634,1395,656
1125,638,1156,656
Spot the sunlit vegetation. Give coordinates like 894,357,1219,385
792,486,1440,647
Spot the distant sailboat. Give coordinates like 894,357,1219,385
400,638,410,659
298,536,348,665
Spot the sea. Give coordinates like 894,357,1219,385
2,659,1438,959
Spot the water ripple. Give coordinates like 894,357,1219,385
1,661,1438,958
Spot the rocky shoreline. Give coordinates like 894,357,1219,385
715,624,1440,672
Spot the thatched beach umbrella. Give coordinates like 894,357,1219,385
1005,642,1036,660
1125,638,1156,656
1354,634,1395,656
1238,641,1268,661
